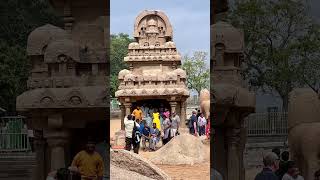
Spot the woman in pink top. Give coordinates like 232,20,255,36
163,109,170,119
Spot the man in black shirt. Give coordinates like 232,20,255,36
276,151,290,179
255,152,280,180
188,110,198,135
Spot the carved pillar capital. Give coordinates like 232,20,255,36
48,114,63,129
169,101,178,106
46,130,69,148
226,128,241,146
123,102,132,107
123,102,132,116
169,101,177,113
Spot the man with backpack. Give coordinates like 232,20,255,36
124,114,140,154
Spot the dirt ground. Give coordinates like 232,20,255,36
110,118,210,180
156,163,210,180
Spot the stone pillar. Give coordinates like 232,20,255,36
46,130,69,171
120,104,125,130
180,101,186,128
92,64,99,75
212,126,227,180
122,103,131,130
124,103,131,115
32,130,46,180
226,128,241,180
46,114,69,171
239,126,247,180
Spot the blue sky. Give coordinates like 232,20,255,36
110,0,210,61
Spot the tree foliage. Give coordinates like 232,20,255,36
110,33,134,97
0,0,61,112
229,0,320,111
182,51,210,95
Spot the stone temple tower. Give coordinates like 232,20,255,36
115,10,189,129
16,0,108,179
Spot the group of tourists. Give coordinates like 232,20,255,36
46,139,104,180
187,109,210,138
124,104,181,154
255,148,320,180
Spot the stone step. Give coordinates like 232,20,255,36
0,153,35,180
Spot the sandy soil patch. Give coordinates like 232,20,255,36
111,117,210,180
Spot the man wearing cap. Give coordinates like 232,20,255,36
255,152,280,180
71,139,104,180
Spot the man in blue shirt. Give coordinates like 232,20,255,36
141,123,150,151
139,120,145,134
188,111,198,135
255,152,280,180
149,123,160,151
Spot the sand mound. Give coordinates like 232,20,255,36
111,164,155,180
149,134,207,165
111,149,170,180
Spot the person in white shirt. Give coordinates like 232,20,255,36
170,112,180,137
282,161,304,180
197,113,207,136
124,114,140,154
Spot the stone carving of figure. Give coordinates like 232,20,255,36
40,97,54,106
57,54,68,63
146,17,159,34
69,96,81,105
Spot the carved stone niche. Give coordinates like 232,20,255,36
134,10,173,45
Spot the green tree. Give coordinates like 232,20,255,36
0,0,62,46
110,33,134,97
0,42,30,111
229,0,319,111
182,51,210,95
294,24,320,94
0,0,61,112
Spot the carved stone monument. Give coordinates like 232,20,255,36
211,14,255,180
115,10,189,129
16,0,108,179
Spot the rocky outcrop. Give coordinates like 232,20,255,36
110,149,170,180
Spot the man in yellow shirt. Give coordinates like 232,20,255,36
132,106,143,122
71,140,104,180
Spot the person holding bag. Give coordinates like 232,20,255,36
124,114,140,154
170,112,180,138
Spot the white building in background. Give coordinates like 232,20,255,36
255,90,283,113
